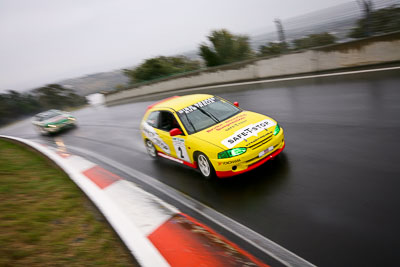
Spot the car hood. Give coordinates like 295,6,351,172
41,115,70,125
193,111,277,150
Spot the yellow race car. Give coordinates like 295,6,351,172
140,94,285,179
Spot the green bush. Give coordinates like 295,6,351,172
199,29,254,67
293,32,336,50
123,56,200,84
258,42,287,57
348,6,400,38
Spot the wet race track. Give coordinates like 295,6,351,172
2,68,400,266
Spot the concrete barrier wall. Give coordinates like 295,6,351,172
105,32,400,105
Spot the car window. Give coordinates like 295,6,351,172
186,111,215,132
178,112,195,133
36,110,62,121
200,99,239,121
146,111,160,128
177,96,241,134
159,111,181,132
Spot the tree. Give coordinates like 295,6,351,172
0,90,41,125
0,91,21,124
258,42,287,57
293,32,336,50
0,84,87,126
123,56,200,84
199,29,253,67
348,5,400,38
33,84,87,110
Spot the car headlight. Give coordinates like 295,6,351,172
218,147,247,159
273,124,280,135
46,124,57,128
68,117,76,121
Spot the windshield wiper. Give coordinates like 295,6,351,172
182,111,197,133
196,106,219,123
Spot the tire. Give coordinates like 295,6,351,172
145,139,157,158
197,152,215,179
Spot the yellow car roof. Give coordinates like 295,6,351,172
149,94,214,111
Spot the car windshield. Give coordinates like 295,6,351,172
36,110,62,121
177,97,241,134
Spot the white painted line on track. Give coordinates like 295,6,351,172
64,155,97,172
116,65,400,103
105,180,178,236
66,144,316,267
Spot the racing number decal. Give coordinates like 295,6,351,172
178,147,183,158
172,137,190,162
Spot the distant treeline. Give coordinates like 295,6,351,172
0,84,87,127
121,4,400,87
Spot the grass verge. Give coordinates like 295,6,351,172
0,139,136,266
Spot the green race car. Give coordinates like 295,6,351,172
32,109,77,135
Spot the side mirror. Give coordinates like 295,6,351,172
234,101,239,107
170,128,183,136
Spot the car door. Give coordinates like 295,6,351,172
157,110,191,163
143,110,171,155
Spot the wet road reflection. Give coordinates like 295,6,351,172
2,69,400,266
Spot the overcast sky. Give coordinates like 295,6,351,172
0,0,352,92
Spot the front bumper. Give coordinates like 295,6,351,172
44,121,75,132
213,129,285,178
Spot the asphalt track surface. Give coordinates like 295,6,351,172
2,68,399,266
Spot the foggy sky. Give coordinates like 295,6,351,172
0,0,352,92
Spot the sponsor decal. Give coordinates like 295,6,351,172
206,113,247,133
172,137,191,163
221,119,276,149
244,132,270,147
142,122,171,154
224,119,247,132
218,159,241,166
178,97,216,114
